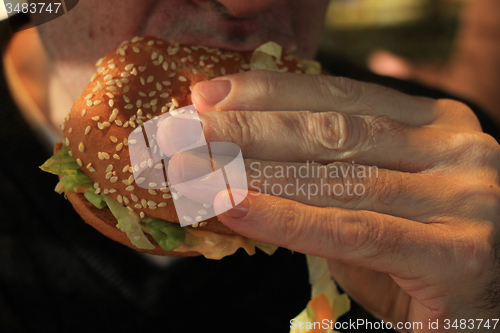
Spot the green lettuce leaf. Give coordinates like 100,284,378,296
39,145,80,175
140,217,185,251
102,194,155,250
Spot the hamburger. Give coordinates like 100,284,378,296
40,36,318,259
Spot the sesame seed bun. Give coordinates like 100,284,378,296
59,36,308,256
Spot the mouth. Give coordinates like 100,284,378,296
145,1,297,55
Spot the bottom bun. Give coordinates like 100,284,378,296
66,190,201,257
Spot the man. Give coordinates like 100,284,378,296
1,1,499,332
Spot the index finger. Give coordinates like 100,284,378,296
191,70,438,126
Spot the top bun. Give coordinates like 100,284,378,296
61,36,308,236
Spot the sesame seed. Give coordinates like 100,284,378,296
172,98,179,107
106,80,115,86
68,127,73,134
147,200,157,207
107,86,117,91
109,64,116,69
148,189,157,195
183,216,193,222
135,204,142,209
117,195,123,204
105,172,112,179
195,216,203,222
129,139,137,145
113,154,120,160
109,100,114,107
96,58,104,66
136,100,142,108
198,209,208,215
199,222,208,227
203,203,212,208
126,185,135,192
78,142,85,152
192,222,199,228
86,100,92,107
136,177,145,184
109,113,117,122
95,188,101,194
98,122,104,130
151,52,158,60
158,202,167,207
64,137,70,146
124,104,133,109
103,122,110,127
125,64,134,71
97,81,105,89
104,74,112,81
128,175,134,184
171,62,177,70
160,187,170,193
89,167,96,172
206,64,214,68
97,67,105,73
147,40,155,46
123,196,130,204
139,212,145,219
147,76,154,83
76,158,82,166
139,66,147,72
84,93,93,100
131,68,138,76
162,194,172,199
110,176,118,183
115,119,123,126
103,189,109,194
81,109,87,117
68,150,73,157
172,193,179,200
149,182,157,187
163,62,169,71
133,47,140,53
131,194,138,202
141,199,147,208
140,77,145,85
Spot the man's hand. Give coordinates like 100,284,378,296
162,70,500,332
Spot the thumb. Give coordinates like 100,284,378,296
214,188,435,278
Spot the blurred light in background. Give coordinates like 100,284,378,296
320,0,470,67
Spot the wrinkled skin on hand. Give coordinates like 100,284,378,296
160,70,500,332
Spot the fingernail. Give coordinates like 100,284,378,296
164,117,203,151
222,191,249,219
178,152,212,183
198,80,231,106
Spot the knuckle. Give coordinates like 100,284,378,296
371,170,407,207
274,202,310,249
220,111,256,149
246,70,280,103
323,161,371,207
437,99,482,129
304,112,357,156
322,76,363,107
446,131,499,161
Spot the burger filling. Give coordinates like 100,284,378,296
40,144,266,259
